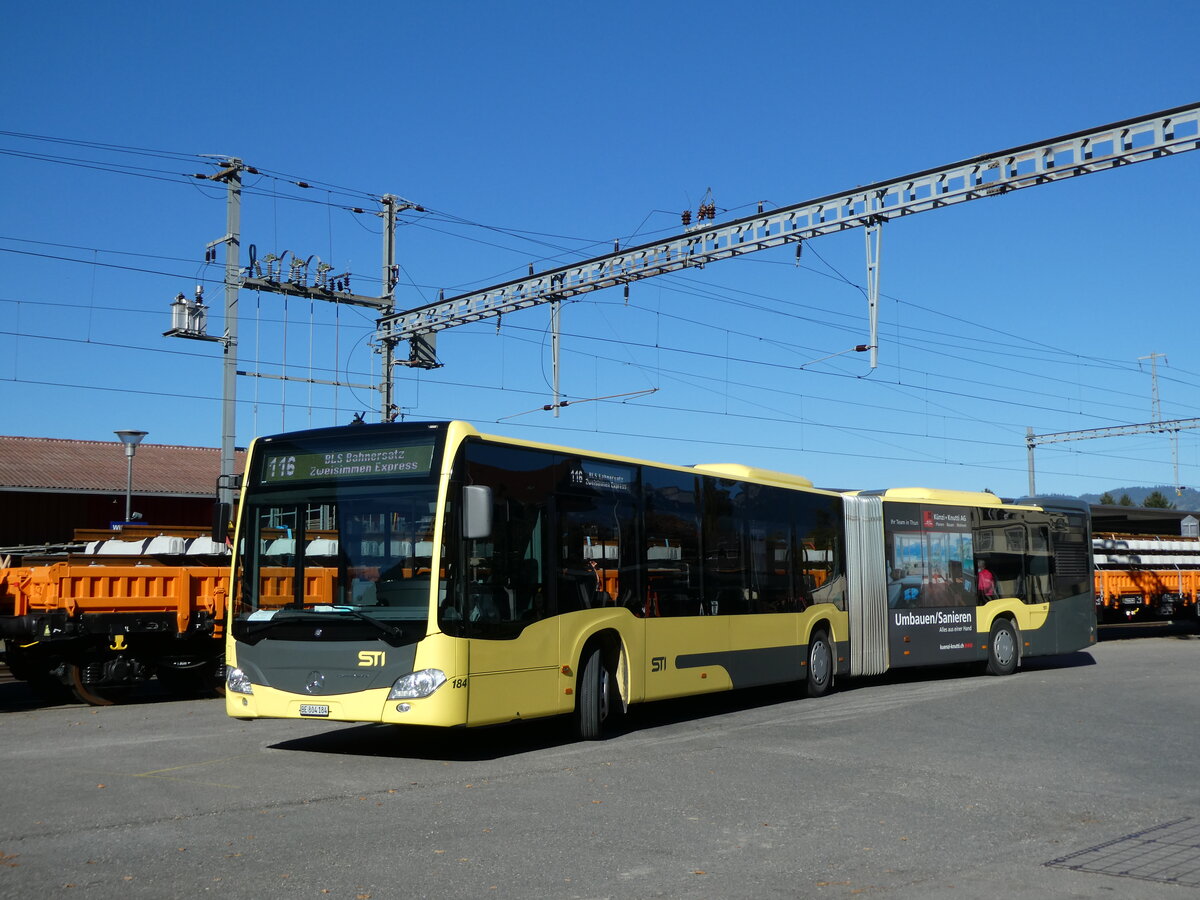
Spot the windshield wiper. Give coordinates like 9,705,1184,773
235,606,406,645
326,606,404,640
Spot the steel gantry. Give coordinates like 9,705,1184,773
377,102,1200,376
1026,419,1200,497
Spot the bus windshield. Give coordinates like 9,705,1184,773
237,483,442,622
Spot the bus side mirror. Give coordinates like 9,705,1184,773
212,501,232,543
463,485,492,539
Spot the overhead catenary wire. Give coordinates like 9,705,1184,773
26,303,1134,450
3,137,1195,397
5,235,1198,414
7,248,1190,434
478,313,1177,425
6,128,1196,491
3,334,1193,480
459,327,1200,469
2,131,1190,382
0,286,1186,434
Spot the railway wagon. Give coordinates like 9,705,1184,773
1093,533,1200,622
0,534,230,704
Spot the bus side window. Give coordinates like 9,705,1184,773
748,520,795,613
1026,525,1052,604
800,495,845,610
703,477,747,615
644,470,701,617
746,482,807,613
1049,512,1091,600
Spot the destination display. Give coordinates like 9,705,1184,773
260,442,436,484
565,458,636,494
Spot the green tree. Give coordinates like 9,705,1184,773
1119,494,1134,506
1099,491,1116,505
1143,490,1175,509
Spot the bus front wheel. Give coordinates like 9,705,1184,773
575,645,619,740
986,619,1019,676
805,629,833,698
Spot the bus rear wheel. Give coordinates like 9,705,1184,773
985,619,1019,676
575,645,619,740
805,629,833,698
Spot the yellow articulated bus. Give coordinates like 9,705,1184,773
225,421,1096,739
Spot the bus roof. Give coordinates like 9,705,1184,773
692,463,814,489
876,487,1006,506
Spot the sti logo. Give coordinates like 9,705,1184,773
923,510,935,528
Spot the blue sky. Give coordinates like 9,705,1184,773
4,1,1199,499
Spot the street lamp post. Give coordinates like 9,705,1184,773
114,430,148,523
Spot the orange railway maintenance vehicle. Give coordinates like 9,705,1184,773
0,525,230,704
1093,533,1200,623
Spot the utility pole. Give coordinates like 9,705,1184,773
1138,352,1183,493
237,194,421,422
1027,357,1191,496
163,159,243,506
1139,352,1168,422
1026,426,1037,497
380,195,399,421
551,300,561,416
213,160,242,508
864,219,882,369
1025,416,1200,496
169,178,424,489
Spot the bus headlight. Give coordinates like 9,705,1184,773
226,667,254,695
388,669,446,700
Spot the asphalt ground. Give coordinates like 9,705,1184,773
1,628,1198,899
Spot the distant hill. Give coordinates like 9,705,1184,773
1078,485,1200,509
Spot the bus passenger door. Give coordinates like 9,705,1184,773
641,469,731,699
457,470,562,726
642,541,730,700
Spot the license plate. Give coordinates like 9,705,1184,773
1120,597,1142,606
298,704,330,717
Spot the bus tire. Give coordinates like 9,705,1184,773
805,628,833,698
986,618,1018,676
575,644,618,740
